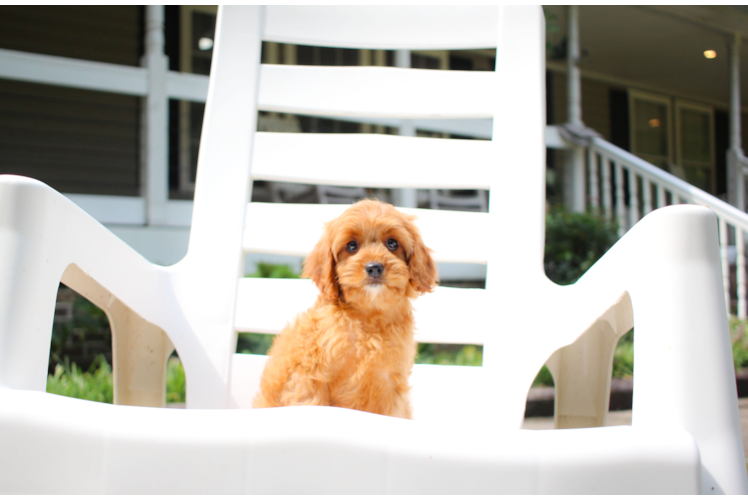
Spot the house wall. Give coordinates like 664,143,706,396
548,69,613,141
0,6,142,196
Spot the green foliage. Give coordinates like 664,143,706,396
416,343,483,366
544,208,619,285
50,293,111,369
46,354,113,404
237,332,275,355
730,317,748,372
166,357,187,403
612,330,634,379
533,365,555,387
247,263,300,280
46,355,187,404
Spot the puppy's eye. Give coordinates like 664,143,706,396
346,241,358,253
386,238,398,251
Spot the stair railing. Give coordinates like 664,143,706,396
587,136,748,319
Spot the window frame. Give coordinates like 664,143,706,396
628,88,674,170
674,99,715,194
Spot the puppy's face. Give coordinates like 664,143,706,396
303,200,438,310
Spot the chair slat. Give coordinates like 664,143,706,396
258,65,496,118
243,202,490,264
251,133,493,189
264,6,499,50
235,278,489,345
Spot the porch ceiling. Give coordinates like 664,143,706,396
544,5,748,110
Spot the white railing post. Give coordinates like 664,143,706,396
393,49,418,209
728,33,745,212
720,218,731,315
643,178,652,216
141,5,170,226
628,169,639,226
601,154,612,220
587,147,599,210
614,161,625,236
738,228,747,319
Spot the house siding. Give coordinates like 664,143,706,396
0,6,142,196
0,6,142,66
548,69,613,141
0,79,141,196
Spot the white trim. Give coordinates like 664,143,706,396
166,71,210,102
0,48,148,96
64,194,146,225
62,194,193,227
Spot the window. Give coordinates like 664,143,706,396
629,90,672,171
676,101,714,193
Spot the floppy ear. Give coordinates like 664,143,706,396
302,223,339,301
405,217,438,294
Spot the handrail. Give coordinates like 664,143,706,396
591,138,748,230
588,136,748,318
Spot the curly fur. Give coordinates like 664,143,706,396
253,199,438,418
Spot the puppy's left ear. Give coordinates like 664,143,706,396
405,217,438,294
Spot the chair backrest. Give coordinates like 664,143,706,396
176,6,550,423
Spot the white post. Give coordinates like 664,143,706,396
728,33,745,212
393,49,418,208
141,5,170,226
565,5,586,213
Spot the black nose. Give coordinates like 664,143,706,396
365,262,384,278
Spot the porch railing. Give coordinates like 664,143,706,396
587,137,748,318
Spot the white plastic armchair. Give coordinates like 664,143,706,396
0,5,746,494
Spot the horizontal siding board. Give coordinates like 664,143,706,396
251,132,494,189
0,6,141,67
235,278,489,345
0,79,139,196
258,65,496,118
243,202,490,264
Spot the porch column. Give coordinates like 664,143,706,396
727,33,745,211
564,5,586,213
141,5,169,225
393,49,418,208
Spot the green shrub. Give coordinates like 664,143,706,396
730,317,748,372
416,344,482,366
50,293,111,372
544,207,619,285
247,263,300,279
237,332,275,355
166,357,186,403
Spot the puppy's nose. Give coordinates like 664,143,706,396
365,262,384,278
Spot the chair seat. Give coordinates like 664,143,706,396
0,387,700,494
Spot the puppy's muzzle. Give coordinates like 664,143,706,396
365,262,384,279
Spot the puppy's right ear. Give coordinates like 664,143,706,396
302,223,339,301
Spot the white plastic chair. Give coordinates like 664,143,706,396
0,6,746,494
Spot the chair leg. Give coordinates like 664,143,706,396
546,292,633,429
62,264,174,407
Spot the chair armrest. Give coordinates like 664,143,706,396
0,176,179,393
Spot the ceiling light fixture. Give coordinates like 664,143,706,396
704,50,717,59
198,37,214,51
648,118,661,128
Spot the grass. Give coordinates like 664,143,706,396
47,354,187,404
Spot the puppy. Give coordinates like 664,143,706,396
253,199,438,418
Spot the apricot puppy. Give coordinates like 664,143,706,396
253,199,438,418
